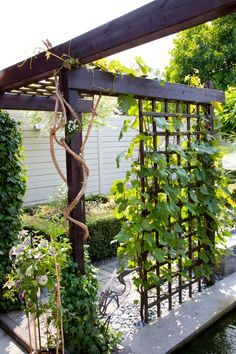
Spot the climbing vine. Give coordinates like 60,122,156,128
0,110,27,312
112,96,234,320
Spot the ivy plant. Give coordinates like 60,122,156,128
61,250,121,354
0,110,27,312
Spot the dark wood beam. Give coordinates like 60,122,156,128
67,67,225,104
0,93,92,112
61,71,85,273
0,0,235,92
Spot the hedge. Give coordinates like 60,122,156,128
87,216,120,261
0,110,27,312
22,213,120,262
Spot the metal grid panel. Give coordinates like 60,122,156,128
138,98,214,322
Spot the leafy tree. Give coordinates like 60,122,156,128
219,86,236,142
164,14,236,90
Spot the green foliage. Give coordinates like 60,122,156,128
61,253,120,354
0,110,27,311
164,14,236,90
85,193,109,203
4,228,70,348
88,216,120,261
112,101,234,291
214,86,236,142
22,201,120,262
92,56,157,79
4,228,119,353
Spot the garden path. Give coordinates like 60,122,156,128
0,327,25,354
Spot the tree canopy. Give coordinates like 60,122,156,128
164,14,236,90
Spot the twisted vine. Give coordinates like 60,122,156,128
50,76,101,240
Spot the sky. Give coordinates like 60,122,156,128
0,0,175,75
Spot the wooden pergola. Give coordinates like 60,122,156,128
0,0,235,274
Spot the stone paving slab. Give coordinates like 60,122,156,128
121,272,236,354
0,328,25,354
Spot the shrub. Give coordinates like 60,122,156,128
22,213,120,262
87,216,120,261
0,110,27,311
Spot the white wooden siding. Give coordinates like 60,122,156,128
11,112,136,205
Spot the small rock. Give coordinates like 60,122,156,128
120,313,128,320
115,309,123,316
113,322,121,330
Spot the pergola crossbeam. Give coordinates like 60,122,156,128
0,93,93,112
68,67,225,104
0,0,235,92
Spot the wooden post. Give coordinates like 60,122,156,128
206,81,215,286
60,69,85,274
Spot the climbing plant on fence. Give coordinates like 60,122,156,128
0,110,27,312
112,97,234,322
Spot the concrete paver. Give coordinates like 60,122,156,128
122,272,236,354
0,328,25,354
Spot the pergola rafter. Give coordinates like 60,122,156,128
0,0,235,93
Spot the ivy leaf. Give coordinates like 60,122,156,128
144,233,155,248
161,267,172,283
154,117,168,129
118,94,137,115
167,144,186,158
141,219,153,231
171,115,183,130
118,119,130,141
185,201,197,215
199,184,209,195
150,153,167,169
163,231,177,248
126,134,151,159
190,190,198,202
153,249,166,263
116,151,126,168
111,179,124,194
175,167,189,186
174,223,183,233
135,56,151,77
163,185,180,200
199,251,209,262
116,230,130,243
195,170,206,181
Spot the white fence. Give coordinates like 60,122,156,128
13,113,135,205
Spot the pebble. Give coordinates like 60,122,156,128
113,323,122,330
121,313,129,320
109,280,209,340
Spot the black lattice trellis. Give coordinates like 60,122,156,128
138,97,215,322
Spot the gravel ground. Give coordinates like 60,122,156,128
104,279,208,340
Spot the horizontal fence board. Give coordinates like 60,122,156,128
19,113,136,204
27,168,66,178
25,156,65,165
